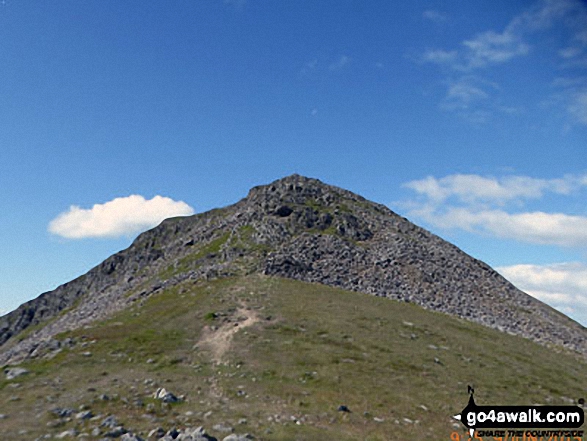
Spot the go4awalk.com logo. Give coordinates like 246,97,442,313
451,388,585,441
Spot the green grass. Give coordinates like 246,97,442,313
159,232,232,279
1,276,585,440
158,226,274,281
1,296,85,352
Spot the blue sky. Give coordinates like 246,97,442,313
1,0,586,325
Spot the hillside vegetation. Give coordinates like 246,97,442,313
2,275,585,440
3,175,586,369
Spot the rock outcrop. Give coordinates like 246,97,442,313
1,174,586,365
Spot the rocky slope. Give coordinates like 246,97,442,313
1,174,585,365
2,276,585,440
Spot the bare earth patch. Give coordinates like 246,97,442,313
198,306,259,364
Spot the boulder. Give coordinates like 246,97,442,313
222,435,255,441
154,387,180,403
121,434,145,441
4,367,28,380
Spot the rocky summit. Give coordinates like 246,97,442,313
1,174,586,365
2,175,587,440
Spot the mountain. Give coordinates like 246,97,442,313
0,175,586,440
1,174,585,364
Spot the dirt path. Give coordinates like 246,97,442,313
198,306,259,364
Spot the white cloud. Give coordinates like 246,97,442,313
437,77,502,120
551,75,587,125
496,262,587,324
421,49,458,65
462,30,530,69
419,0,587,124
444,81,489,109
510,0,580,32
423,9,448,24
402,173,587,248
224,0,246,9
575,30,587,45
329,55,350,71
49,195,195,239
559,46,583,59
300,59,318,75
404,173,584,205
498,105,525,115
568,90,587,124
448,82,488,101
405,173,587,323
417,207,587,247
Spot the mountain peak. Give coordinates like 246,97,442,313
246,174,351,205
1,176,586,366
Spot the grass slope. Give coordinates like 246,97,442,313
1,275,585,440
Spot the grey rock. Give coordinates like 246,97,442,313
51,407,74,418
165,428,180,439
180,427,217,441
212,423,233,433
147,427,165,439
1,174,586,367
4,367,28,380
154,388,180,403
75,410,93,420
222,435,254,441
104,426,128,438
120,434,144,441
55,429,78,438
101,415,120,428
192,435,217,441
163,393,179,403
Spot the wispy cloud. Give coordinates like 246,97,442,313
402,173,587,247
559,46,583,59
420,28,528,121
550,77,587,125
496,262,587,324
576,30,587,45
422,9,448,24
404,173,583,205
49,195,194,239
421,27,531,72
301,55,352,76
421,49,458,65
402,172,587,323
568,90,587,124
224,0,246,10
419,0,587,124
509,0,580,32
300,59,318,75
461,30,529,70
441,77,491,111
329,55,351,71
411,207,587,247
